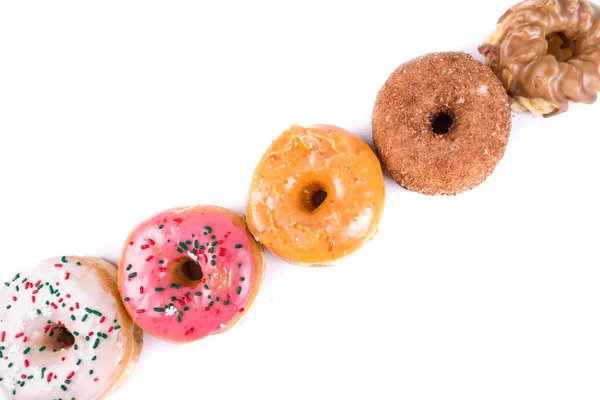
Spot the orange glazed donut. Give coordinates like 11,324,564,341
246,124,386,267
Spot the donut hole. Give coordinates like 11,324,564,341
48,325,75,350
300,183,328,213
431,111,454,135
170,257,204,286
547,32,573,61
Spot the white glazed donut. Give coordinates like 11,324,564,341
0,256,143,400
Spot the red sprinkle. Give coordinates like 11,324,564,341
94,378,99,382
61,357,65,362
65,273,70,280
20,374,26,379
88,332,94,336
66,294,71,298
99,316,106,323
34,280,41,287
44,325,50,332
139,286,144,294
58,298,63,303
218,240,223,244
23,336,28,343
141,244,150,250
50,303,58,309
239,308,245,313
173,218,182,223
145,255,154,262
67,371,75,379
204,306,210,311
148,238,156,245
1,331,5,342
129,241,134,245
54,264,63,268
184,294,191,302
159,267,167,272
76,302,80,309
226,294,231,300
69,307,74,311
24,359,30,368
137,309,146,314
32,290,38,295
31,296,36,303
56,282,60,286
12,296,17,302
47,373,53,382
176,299,185,306
108,326,114,333
15,332,24,338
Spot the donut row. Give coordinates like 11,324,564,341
3,0,600,398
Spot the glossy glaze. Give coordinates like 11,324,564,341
246,124,385,266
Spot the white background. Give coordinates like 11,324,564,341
0,1,599,399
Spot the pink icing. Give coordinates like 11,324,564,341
119,207,259,342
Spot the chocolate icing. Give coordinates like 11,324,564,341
480,0,600,116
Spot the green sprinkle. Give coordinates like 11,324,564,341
179,241,189,250
23,347,30,354
237,287,242,295
185,240,192,245
208,295,212,299
85,307,93,313
27,375,33,379
240,277,246,281
126,264,132,271
209,247,214,254
184,306,189,311
154,307,165,312
215,297,220,301
211,260,216,266
61,384,67,391
211,241,218,246
89,369,94,375
204,284,209,290
92,356,97,361
93,338,100,349
176,247,184,254
74,345,79,350
36,309,41,314
73,331,79,336
70,315,76,321
39,346,46,352
170,284,181,289
92,310,102,316
41,367,46,378
194,240,199,248
12,273,20,282
204,226,212,233
114,325,121,330
158,260,165,264
212,255,216,259
8,362,13,368
6,305,11,309
65,379,72,384
15,285,19,292
211,235,216,239
158,224,164,229
235,244,243,249
208,301,214,307
195,292,202,296
61,256,68,263
76,261,82,266
238,263,242,268
199,245,205,250
124,297,130,302
82,314,88,322
77,359,82,365
154,287,164,291
177,316,181,323
3,282,9,287
128,272,137,279
224,300,230,305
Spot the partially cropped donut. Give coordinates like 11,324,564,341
0,256,143,400
119,205,264,343
246,124,386,266
372,52,512,196
480,0,600,116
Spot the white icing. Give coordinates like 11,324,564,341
165,306,177,317
333,177,344,198
347,208,374,238
284,177,296,191
0,257,129,400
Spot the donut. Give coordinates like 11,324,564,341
479,0,600,116
118,205,265,343
372,52,512,196
0,256,143,400
246,124,386,266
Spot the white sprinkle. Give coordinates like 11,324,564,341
219,323,226,329
283,177,296,191
26,308,38,321
477,85,489,95
484,149,489,155
8,343,20,354
187,251,198,261
55,270,67,281
41,306,53,318
14,320,25,332
165,306,177,317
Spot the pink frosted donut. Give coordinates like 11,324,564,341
118,206,265,343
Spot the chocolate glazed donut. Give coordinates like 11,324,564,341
372,52,512,196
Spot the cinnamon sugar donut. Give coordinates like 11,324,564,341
372,52,512,196
480,0,600,116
